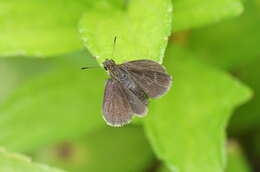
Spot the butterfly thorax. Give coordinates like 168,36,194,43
103,59,148,105
103,60,134,88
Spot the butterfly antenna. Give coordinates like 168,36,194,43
81,66,99,70
112,36,117,58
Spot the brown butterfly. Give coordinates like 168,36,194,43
102,59,172,127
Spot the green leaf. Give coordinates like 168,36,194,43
226,141,252,172
188,0,260,69
157,141,253,172
79,0,172,64
0,0,88,57
173,0,244,32
33,126,154,172
229,57,260,134
0,60,20,104
0,0,243,58
157,165,171,172
0,0,244,58
254,133,260,160
0,52,106,152
0,57,62,104
0,148,65,172
144,45,252,172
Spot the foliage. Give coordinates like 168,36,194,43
188,0,260,69
144,45,251,172
33,126,154,172
79,0,172,64
0,148,65,172
226,141,252,172
0,0,259,171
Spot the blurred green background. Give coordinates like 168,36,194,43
0,0,259,172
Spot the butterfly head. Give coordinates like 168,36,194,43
103,59,116,71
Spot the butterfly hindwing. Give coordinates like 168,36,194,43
103,78,148,126
103,79,133,126
122,85,148,116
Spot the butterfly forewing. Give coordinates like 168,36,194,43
103,79,133,126
121,60,172,98
122,60,166,73
129,70,171,98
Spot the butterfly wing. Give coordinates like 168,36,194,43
123,85,148,116
103,79,133,126
122,60,172,98
122,59,166,73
